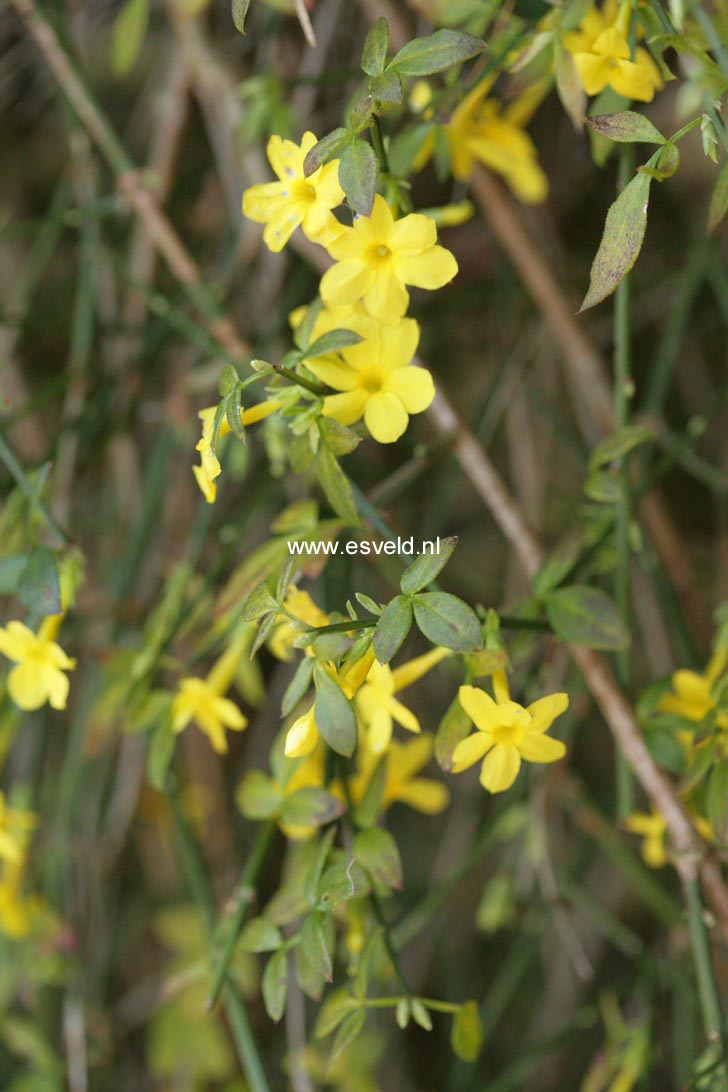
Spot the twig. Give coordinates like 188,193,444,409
294,0,317,48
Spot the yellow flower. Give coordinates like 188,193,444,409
625,808,712,868
0,616,75,711
658,646,728,727
0,796,40,938
284,649,376,758
306,313,434,443
0,793,36,866
565,2,662,102
350,734,450,814
278,746,327,840
242,131,344,252
320,195,458,323
269,588,329,661
452,671,568,793
356,647,450,754
172,637,248,754
193,398,282,503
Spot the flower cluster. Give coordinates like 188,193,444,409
565,0,662,102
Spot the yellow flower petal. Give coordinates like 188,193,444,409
285,708,319,757
394,244,458,290
527,692,569,733
322,389,369,427
451,731,493,772
517,732,566,763
384,367,435,415
458,684,500,733
363,391,409,443
479,743,521,793
393,778,450,814
320,259,375,305
388,212,437,254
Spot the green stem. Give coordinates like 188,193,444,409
685,877,726,1075
168,785,272,1092
272,362,328,396
306,618,376,635
614,144,635,821
0,431,70,546
206,821,276,1009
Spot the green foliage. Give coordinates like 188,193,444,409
580,172,652,311
543,585,630,650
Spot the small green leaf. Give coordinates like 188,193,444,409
388,29,484,76
532,533,583,596
316,446,360,525
451,1001,483,1062
315,990,356,1038
281,656,315,716
18,546,61,617
239,917,282,953
241,582,278,622
314,666,357,757
318,417,361,456
708,162,728,233
146,719,176,792
362,17,389,75
586,111,666,145
0,554,28,595
411,1000,433,1031
355,592,381,616
231,0,251,33
316,857,356,911
305,328,364,359
353,828,403,891
589,424,653,472
281,786,346,828
300,912,333,983
400,536,457,595
262,949,288,1022
250,609,279,658
338,137,378,217
396,999,410,1028
373,594,413,664
329,1009,366,1065
638,142,679,180
543,585,629,650
303,128,350,177
225,385,245,441
435,695,474,772
413,592,483,652
111,0,149,75
369,71,403,104
580,172,651,311
235,770,282,820
219,364,239,396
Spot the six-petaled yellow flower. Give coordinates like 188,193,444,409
306,314,434,443
452,672,568,793
565,1,662,102
0,616,75,712
172,637,248,754
242,131,344,252
320,195,458,323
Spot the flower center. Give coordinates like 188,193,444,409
358,367,383,394
292,180,317,204
368,243,392,265
490,720,524,746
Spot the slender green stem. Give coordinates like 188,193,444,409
272,362,328,395
306,618,376,635
685,877,726,1075
0,431,70,546
613,144,635,821
207,820,276,1009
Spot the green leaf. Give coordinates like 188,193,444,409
638,142,679,180
353,828,403,891
315,990,356,1038
300,911,333,983
303,128,350,177
400,535,457,594
225,384,245,441
346,93,376,133
239,917,282,953
579,172,651,312
235,770,282,819
318,417,361,456
369,71,403,104
281,786,346,828
0,554,28,595
543,585,629,650
250,609,279,658
354,755,387,828
219,363,239,396
588,424,653,472
316,857,357,911
314,666,357,757
532,533,584,596
146,719,176,793
281,656,315,716
586,111,666,145
411,1000,433,1031
262,949,288,1022
111,0,149,75
435,695,473,772
316,446,360,525
305,328,364,358
708,162,728,233
451,1001,483,1062
338,137,378,217
231,0,251,32
329,1009,366,1065
373,594,413,664
355,592,381,616
362,17,389,75
413,592,483,652
388,29,484,76
18,547,61,617
241,582,278,622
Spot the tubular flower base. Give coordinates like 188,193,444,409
0,617,75,711
452,671,568,793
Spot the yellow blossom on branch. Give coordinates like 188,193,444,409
193,398,282,503
284,650,377,758
242,131,344,252
269,588,330,661
172,636,248,754
356,647,450,754
625,808,713,868
350,734,450,815
658,645,728,727
564,2,662,102
320,195,458,323
306,314,434,443
0,616,75,711
452,671,568,793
